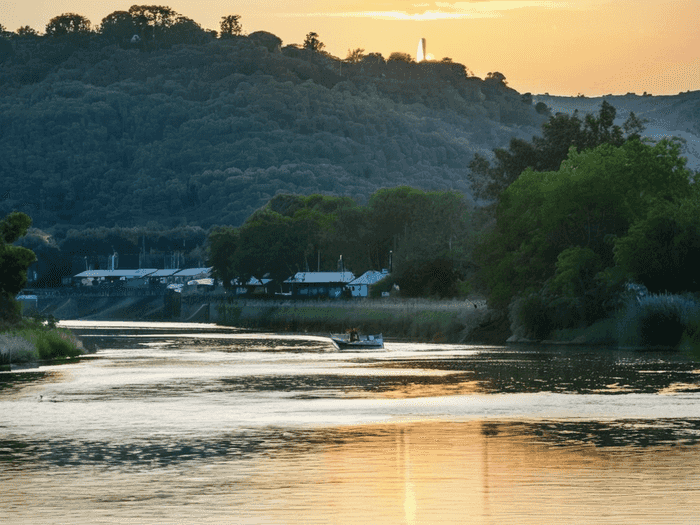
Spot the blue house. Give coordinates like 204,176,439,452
284,272,355,299
347,270,390,297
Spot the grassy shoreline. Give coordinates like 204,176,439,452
215,298,490,343
0,318,84,370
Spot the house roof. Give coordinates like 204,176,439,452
74,269,158,278
284,271,355,284
150,269,181,277
349,270,390,286
233,277,272,286
173,267,212,277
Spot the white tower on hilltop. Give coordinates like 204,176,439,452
417,38,426,62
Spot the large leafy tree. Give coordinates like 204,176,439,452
45,13,92,37
99,11,138,46
0,212,37,321
207,226,239,288
480,138,693,307
469,101,644,202
615,198,700,294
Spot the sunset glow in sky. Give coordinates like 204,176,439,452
2,0,698,96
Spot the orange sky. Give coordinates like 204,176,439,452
2,0,698,96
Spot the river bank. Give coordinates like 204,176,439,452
0,318,85,371
215,298,491,343
27,292,496,343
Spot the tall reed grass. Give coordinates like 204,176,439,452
216,298,488,343
618,293,700,349
0,321,84,367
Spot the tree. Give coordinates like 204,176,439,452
16,26,38,37
99,11,137,46
485,71,507,85
128,5,178,46
345,48,364,63
479,139,693,307
165,16,209,46
220,15,243,38
614,199,700,294
207,226,239,288
303,32,324,52
45,13,92,37
0,212,36,321
388,52,413,63
468,102,646,202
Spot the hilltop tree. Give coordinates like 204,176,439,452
16,26,38,36
345,48,365,63
45,13,92,37
99,11,137,45
220,15,243,38
128,4,177,45
303,32,324,52
485,71,507,85
388,52,413,63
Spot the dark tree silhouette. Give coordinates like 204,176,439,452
0,212,36,321
303,32,324,52
45,13,92,37
220,15,243,38
99,11,137,45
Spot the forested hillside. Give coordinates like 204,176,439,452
0,12,547,232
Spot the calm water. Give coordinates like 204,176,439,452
2,321,700,524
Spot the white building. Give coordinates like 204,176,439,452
347,270,390,297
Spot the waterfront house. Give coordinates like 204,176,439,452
171,267,212,284
232,277,274,296
72,269,158,287
284,271,355,299
347,270,390,297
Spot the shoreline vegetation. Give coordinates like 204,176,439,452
0,316,85,370
215,298,492,344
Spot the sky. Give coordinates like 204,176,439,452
1,0,698,96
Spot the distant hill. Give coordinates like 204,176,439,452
535,92,700,171
0,33,546,232
2,31,697,235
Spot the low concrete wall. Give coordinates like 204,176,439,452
37,295,167,320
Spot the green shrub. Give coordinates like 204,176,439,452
618,293,700,348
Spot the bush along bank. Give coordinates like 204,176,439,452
0,316,84,370
215,298,489,343
509,286,700,354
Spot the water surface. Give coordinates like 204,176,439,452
1,321,699,524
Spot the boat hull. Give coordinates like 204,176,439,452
330,333,383,350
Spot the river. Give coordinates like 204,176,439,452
2,321,700,524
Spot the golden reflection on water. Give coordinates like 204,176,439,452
4,420,700,524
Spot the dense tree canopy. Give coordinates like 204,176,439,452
614,198,700,294
207,188,472,297
45,13,92,37
469,101,645,202
0,23,545,233
480,138,693,308
0,212,36,320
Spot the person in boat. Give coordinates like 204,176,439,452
349,328,359,342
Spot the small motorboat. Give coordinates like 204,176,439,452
330,330,384,350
